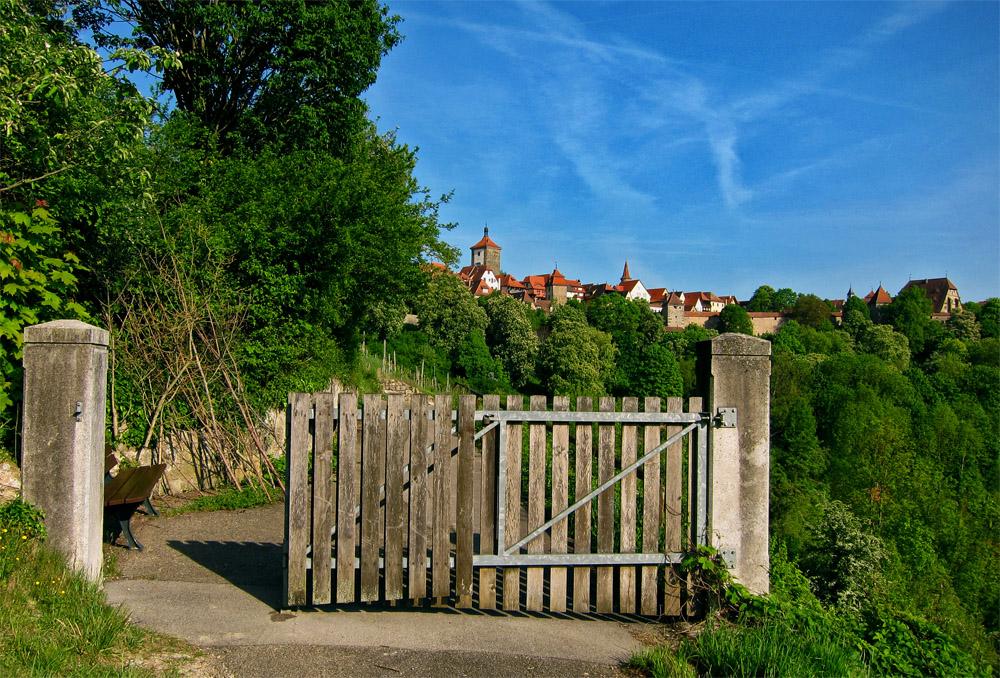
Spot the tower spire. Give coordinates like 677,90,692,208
621,260,632,283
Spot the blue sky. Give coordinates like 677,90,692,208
364,1,1000,303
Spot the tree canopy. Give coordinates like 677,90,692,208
74,0,401,154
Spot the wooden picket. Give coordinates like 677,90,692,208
282,392,709,616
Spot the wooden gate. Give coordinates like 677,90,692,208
283,392,711,615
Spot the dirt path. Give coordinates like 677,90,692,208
106,500,656,677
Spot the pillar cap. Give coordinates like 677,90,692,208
699,332,771,357
23,320,108,347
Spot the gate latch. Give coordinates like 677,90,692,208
715,407,737,428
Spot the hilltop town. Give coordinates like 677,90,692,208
442,227,965,335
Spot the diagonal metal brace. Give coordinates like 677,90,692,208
505,421,700,555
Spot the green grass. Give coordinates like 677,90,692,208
164,483,281,516
0,499,190,677
627,620,867,678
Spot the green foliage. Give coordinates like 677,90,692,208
884,285,934,355
166,484,280,516
0,0,150,437
844,294,871,320
746,285,799,312
586,293,663,344
946,309,980,342
479,292,538,388
536,306,616,396
0,208,88,417
789,294,834,330
454,329,510,394
745,284,776,312
974,298,1000,338
717,303,753,335
412,271,488,363
75,0,401,155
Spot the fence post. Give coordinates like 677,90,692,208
697,332,771,595
20,320,108,581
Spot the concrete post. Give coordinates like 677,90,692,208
698,333,771,594
21,320,108,581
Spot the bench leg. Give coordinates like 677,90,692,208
141,497,159,517
118,516,144,551
104,506,144,551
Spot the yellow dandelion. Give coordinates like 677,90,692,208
60,590,65,595
22,535,27,540
34,581,39,586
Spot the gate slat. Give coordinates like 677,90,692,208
526,395,547,611
336,393,358,603
432,394,452,600
385,394,406,602
479,394,500,609
503,395,523,611
620,397,638,613
641,396,661,616
361,394,383,602
664,396,683,615
573,396,593,614
686,396,703,617
311,392,336,605
284,392,311,608
408,395,430,601
597,396,616,613
550,396,569,613
456,395,476,608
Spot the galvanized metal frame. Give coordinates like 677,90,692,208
478,408,710,569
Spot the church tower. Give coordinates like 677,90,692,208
470,226,501,272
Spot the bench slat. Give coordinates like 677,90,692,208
105,465,166,507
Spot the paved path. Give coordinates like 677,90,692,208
105,501,653,677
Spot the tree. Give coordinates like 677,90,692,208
856,324,910,371
586,293,663,344
718,303,754,335
773,287,799,312
790,294,833,330
536,308,616,397
74,0,401,154
843,295,871,321
975,298,1000,339
746,285,776,312
479,292,538,388
411,272,487,362
454,329,509,393
628,342,682,401
1,0,149,435
947,309,981,343
884,285,933,355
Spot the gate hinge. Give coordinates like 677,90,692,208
719,549,737,569
715,407,737,428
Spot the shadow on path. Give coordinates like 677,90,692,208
167,539,284,608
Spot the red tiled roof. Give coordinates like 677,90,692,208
647,288,667,304
471,235,501,250
864,285,893,305
619,279,642,294
900,278,959,313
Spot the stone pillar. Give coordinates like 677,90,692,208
697,333,771,594
21,320,108,581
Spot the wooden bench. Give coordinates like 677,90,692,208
104,451,166,551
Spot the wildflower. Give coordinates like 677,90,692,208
22,535,27,540
34,581,39,586
60,591,65,595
